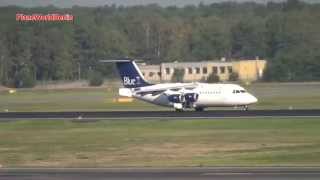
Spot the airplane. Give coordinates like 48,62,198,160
101,59,258,111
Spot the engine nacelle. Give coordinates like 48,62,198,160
168,94,183,103
184,93,199,103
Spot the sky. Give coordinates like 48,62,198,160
0,0,318,8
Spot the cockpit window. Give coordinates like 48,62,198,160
233,90,246,94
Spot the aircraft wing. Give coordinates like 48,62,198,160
134,83,198,95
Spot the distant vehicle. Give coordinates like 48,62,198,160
101,60,258,111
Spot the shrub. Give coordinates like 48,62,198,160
200,76,207,83
206,73,220,83
14,67,36,88
229,72,239,81
88,71,104,86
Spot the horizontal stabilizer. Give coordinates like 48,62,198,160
99,59,132,63
119,88,133,97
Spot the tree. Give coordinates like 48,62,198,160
0,2,319,84
13,65,36,88
0,37,9,84
283,0,305,11
190,16,231,60
230,20,266,59
88,70,104,86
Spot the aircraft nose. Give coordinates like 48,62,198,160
249,94,258,104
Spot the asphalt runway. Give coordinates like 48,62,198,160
1,167,320,180
0,109,319,120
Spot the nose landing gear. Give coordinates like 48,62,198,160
242,105,249,111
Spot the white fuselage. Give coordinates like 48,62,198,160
123,83,258,109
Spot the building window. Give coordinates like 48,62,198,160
142,72,145,76
196,67,200,74
203,67,207,74
188,68,193,74
220,66,225,74
212,66,218,74
149,72,154,77
166,68,170,74
228,66,232,74
157,72,161,77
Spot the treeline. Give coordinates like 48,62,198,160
0,0,320,87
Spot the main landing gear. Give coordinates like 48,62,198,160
175,107,205,112
195,107,204,112
174,103,184,112
174,103,205,112
234,105,249,111
175,108,184,112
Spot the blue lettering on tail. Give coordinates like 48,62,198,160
116,60,152,88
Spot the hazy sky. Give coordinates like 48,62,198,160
0,0,318,8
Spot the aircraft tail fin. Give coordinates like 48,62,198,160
100,59,153,88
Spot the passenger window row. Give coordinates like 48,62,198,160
200,91,221,94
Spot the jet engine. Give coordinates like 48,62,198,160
168,94,184,103
184,93,199,103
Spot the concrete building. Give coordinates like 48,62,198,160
139,58,266,83
232,60,266,82
140,65,161,82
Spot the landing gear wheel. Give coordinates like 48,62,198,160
242,105,249,111
195,107,204,112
